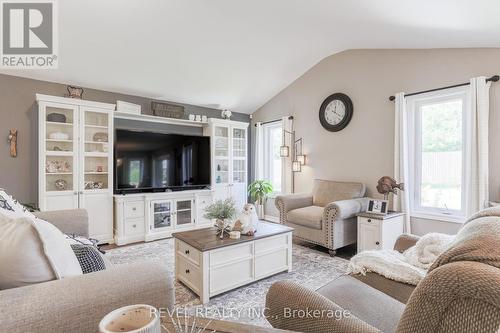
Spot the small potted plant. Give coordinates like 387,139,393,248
248,180,273,219
204,198,237,239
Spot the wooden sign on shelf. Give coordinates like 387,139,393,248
151,101,185,119
8,129,17,157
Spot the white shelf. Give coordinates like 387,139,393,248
46,172,72,175
46,121,73,126
85,141,108,144
46,139,73,142
85,152,108,157
85,124,108,129
114,111,208,127
85,172,108,174
46,151,73,156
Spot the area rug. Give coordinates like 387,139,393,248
105,239,349,327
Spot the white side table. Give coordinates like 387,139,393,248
356,212,404,253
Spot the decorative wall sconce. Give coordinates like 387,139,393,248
281,129,306,172
292,160,302,172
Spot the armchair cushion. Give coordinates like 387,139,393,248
312,179,366,207
287,205,324,230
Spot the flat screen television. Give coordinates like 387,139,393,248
114,129,211,194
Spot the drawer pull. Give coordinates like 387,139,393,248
185,250,190,255
132,207,136,211
132,224,136,228
185,269,190,274
367,219,371,222
376,241,380,245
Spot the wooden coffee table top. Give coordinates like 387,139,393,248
161,316,294,333
172,221,293,251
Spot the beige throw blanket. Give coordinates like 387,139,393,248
348,206,500,285
347,233,454,285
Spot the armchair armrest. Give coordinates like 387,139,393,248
324,198,368,221
275,193,313,223
0,262,174,333
34,209,89,237
265,281,380,333
393,234,420,253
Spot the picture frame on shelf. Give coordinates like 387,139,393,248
366,198,389,215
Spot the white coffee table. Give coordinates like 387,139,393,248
172,221,293,303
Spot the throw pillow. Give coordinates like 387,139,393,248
0,195,83,289
70,244,106,274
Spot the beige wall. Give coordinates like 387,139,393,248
0,74,250,205
252,48,500,235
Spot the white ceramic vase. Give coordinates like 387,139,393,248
99,304,160,333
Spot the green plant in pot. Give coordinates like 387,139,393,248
203,198,236,239
248,180,273,219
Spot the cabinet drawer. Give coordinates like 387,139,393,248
125,218,144,235
255,247,288,279
358,216,380,227
177,241,201,266
124,201,144,218
177,256,202,293
210,257,253,295
255,234,288,254
210,243,253,267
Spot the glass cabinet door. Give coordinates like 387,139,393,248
232,128,246,184
213,125,229,185
43,104,78,193
175,200,193,228
151,200,173,231
82,109,110,192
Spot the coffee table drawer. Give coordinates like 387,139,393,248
177,240,201,266
177,256,201,294
255,234,288,254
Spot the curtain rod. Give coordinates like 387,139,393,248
389,75,499,101
254,116,293,126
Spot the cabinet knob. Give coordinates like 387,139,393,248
185,269,190,274
73,191,78,195
376,241,380,245
133,224,136,228
132,207,136,211
185,249,190,255
367,219,371,223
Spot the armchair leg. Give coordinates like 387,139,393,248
328,250,336,257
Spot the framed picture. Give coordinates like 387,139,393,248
367,198,389,215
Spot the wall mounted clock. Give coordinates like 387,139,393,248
319,93,353,132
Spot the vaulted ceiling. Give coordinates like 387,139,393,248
2,0,500,113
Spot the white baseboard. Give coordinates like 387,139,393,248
264,215,279,223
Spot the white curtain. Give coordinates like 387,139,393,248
282,116,293,194
254,122,264,180
394,92,412,233
466,77,491,216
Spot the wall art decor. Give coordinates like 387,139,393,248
151,101,184,119
8,129,17,157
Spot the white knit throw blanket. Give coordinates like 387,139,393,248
347,233,454,285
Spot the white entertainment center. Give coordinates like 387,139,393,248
37,94,249,245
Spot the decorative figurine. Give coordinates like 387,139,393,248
231,204,259,236
376,176,404,200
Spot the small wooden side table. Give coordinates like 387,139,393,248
356,212,404,253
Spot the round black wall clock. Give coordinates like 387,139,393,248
319,93,353,132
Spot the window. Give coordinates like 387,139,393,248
408,87,469,220
263,121,283,194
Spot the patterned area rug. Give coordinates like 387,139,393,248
105,238,348,327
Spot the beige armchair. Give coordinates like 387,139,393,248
275,179,366,256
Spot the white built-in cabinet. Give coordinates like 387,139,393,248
37,94,115,243
204,119,249,211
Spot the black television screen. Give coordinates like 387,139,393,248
114,129,211,193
